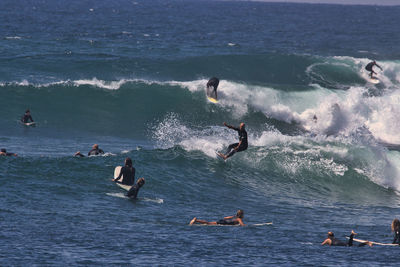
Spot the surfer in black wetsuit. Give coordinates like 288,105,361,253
21,109,34,123
0,148,17,157
206,77,219,100
189,210,245,226
321,230,371,247
112,157,136,186
126,177,145,199
391,218,400,244
217,122,248,160
74,144,105,157
365,60,382,79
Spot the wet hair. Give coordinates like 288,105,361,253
391,218,400,232
236,209,244,218
25,109,30,113
93,144,99,149
125,157,133,167
327,232,334,237
1,148,6,153
137,177,145,187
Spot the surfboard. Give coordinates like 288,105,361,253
22,122,36,127
207,96,218,103
368,77,380,84
346,237,399,246
191,222,272,227
113,166,132,191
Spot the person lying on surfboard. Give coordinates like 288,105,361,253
365,60,382,79
217,122,248,160
190,209,245,226
127,177,145,199
206,77,219,100
21,109,34,124
321,230,372,247
74,144,105,157
0,148,17,157
112,157,135,186
391,218,400,244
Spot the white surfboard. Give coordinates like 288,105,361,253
22,121,36,127
347,237,399,246
191,222,272,227
362,73,380,84
113,166,132,191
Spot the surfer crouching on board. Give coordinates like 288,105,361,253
217,122,248,160
112,157,135,186
74,144,105,157
0,148,17,157
21,109,34,124
190,209,245,226
321,230,371,247
206,77,219,100
127,177,145,199
391,218,400,244
365,60,382,79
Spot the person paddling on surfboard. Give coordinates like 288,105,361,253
391,218,400,244
365,60,382,79
74,144,105,157
126,177,145,199
217,122,248,160
206,77,219,100
21,109,34,124
321,230,371,247
0,148,17,157
112,157,135,186
190,209,245,226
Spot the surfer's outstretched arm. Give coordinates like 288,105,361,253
223,122,239,131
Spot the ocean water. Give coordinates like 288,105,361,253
1,0,400,265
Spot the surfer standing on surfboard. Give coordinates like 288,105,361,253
112,157,135,186
365,60,382,79
21,109,34,124
217,122,248,160
206,77,219,100
189,209,245,226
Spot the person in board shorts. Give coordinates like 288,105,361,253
189,210,245,226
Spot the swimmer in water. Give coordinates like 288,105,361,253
112,157,135,186
321,230,371,247
391,218,400,245
74,144,105,157
126,177,145,199
21,109,34,124
189,209,245,226
0,148,17,157
217,122,248,160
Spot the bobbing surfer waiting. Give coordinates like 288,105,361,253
217,122,248,160
21,109,34,124
112,157,135,186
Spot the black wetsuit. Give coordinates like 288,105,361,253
217,217,239,225
365,62,375,71
88,148,104,156
225,127,248,158
330,233,366,247
21,114,34,123
127,183,141,199
115,166,135,186
393,230,400,244
206,77,219,99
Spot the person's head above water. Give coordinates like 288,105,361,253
125,157,133,167
25,109,30,114
236,209,244,218
92,144,99,149
327,232,334,237
1,148,6,153
392,218,400,231
239,123,245,130
137,177,145,187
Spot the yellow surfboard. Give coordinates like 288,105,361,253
207,96,218,103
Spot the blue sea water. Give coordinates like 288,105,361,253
1,0,400,265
